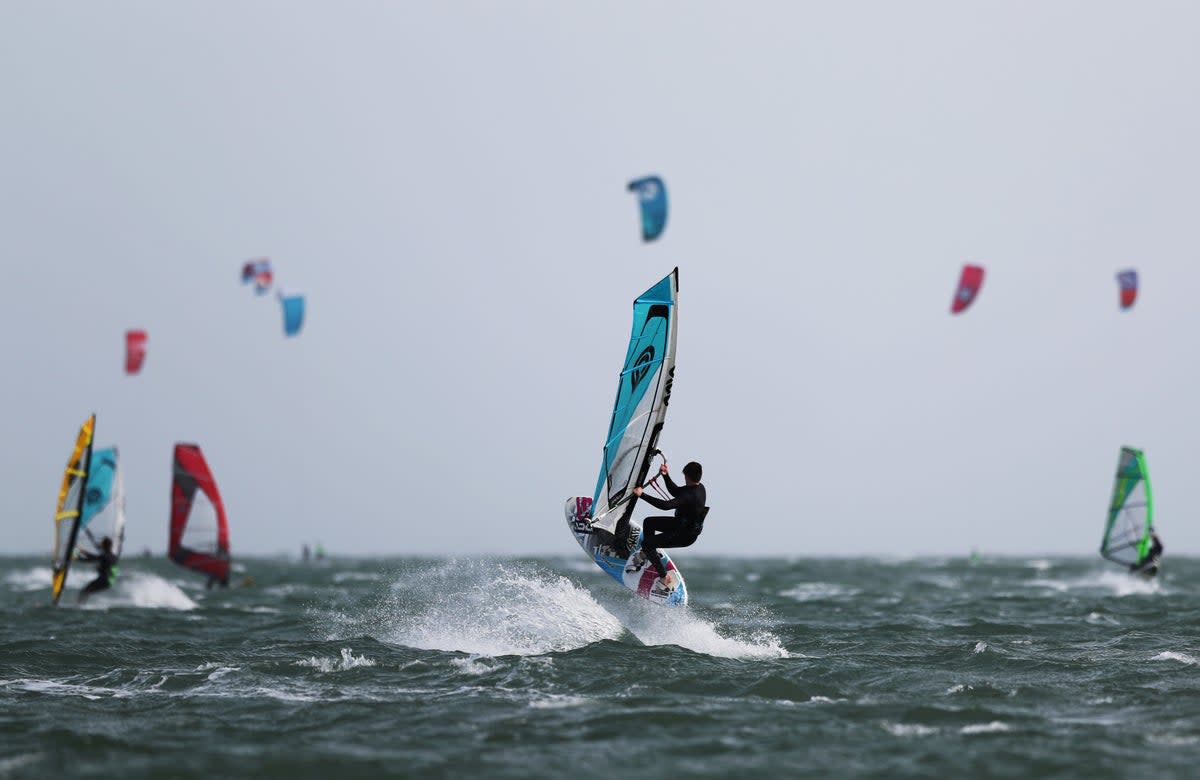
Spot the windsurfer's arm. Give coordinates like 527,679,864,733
636,490,678,512
76,550,97,562
661,471,681,496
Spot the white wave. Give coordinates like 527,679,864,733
1086,612,1120,626
778,583,860,602
1027,559,1053,571
449,656,494,676
881,721,937,737
973,641,988,654
961,721,1010,735
946,684,969,695
609,599,789,660
1030,570,1161,597
807,696,846,704
297,648,377,673
372,561,625,656
1152,651,1199,666
0,678,122,700
3,566,53,593
195,662,230,671
79,572,197,611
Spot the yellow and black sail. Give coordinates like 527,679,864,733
51,415,96,604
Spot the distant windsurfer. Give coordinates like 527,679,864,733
629,461,707,589
1131,529,1164,575
76,536,118,604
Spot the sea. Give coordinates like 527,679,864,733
2,555,1197,779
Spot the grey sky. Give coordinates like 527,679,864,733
3,3,1199,557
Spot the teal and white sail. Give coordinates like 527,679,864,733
1101,447,1153,567
79,447,126,560
590,268,678,533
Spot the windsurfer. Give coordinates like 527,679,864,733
630,461,707,588
1131,529,1164,573
77,537,117,604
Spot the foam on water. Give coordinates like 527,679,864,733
1151,651,1198,666
0,678,123,700
297,648,377,673
79,572,197,611
607,597,789,659
3,566,54,593
365,560,625,656
1029,569,1162,597
961,721,1010,735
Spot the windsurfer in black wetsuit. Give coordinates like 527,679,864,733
1131,529,1164,574
629,461,707,589
77,536,117,604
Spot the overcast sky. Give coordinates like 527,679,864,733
3,2,1200,558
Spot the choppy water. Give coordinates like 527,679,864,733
2,555,1198,778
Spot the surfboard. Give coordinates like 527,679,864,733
566,497,686,606
565,268,688,606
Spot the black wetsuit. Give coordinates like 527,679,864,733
77,549,118,603
1131,536,1164,573
636,475,707,577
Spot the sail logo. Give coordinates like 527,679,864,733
630,346,656,391
662,366,675,406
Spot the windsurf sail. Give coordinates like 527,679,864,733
78,447,126,563
279,291,305,337
1101,447,1154,567
590,268,678,534
1116,269,1138,311
125,329,147,375
51,415,96,604
951,264,985,314
170,443,231,582
628,175,668,242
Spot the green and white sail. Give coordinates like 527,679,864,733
1101,447,1154,567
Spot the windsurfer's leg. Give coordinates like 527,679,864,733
641,517,689,578
77,577,109,604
